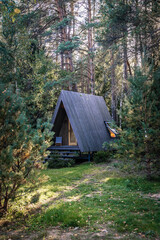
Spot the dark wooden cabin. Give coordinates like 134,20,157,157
48,90,117,159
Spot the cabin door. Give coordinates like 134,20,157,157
68,120,77,146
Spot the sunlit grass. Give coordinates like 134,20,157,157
8,163,97,216
2,162,160,239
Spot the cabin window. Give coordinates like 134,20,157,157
104,121,118,138
68,120,77,145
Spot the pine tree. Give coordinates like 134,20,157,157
0,85,53,214
0,0,60,125
0,1,55,214
115,65,160,179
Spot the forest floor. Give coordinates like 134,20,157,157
0,161,160,240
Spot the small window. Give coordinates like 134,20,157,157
104,121,118,138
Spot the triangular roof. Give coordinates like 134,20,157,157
51,90,112,152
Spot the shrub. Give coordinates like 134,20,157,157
47,153,75,168
93,151,111,163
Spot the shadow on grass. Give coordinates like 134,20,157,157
1,163,160,239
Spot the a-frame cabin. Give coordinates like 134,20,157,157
48,91,116,159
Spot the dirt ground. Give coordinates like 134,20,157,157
0,225,144,240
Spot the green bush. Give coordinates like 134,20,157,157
47,153,75,168
93,151,111,163
0,85,53,214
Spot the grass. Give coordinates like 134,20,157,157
1,162,160,239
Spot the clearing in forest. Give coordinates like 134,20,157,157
0,162,160,240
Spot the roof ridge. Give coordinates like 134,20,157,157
61,90,104,98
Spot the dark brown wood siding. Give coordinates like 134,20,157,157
52,91,112,152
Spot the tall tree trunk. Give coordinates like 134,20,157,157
139,33,143,67
92,0,96,94
0,184,2,210
119,78,124,128
55,0,76,90
146,158,152,180
87,0,94,94
71,1,75,36
70,1,77,91
56,31,59,63
55,0,67,70
111,50,116,121
123,36,128,93
134,0,138,68
135,33,138,67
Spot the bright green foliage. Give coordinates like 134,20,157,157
0,84,53,214
114,66,160,178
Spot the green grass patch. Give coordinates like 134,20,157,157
28,202,87,230
2,162,160,239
